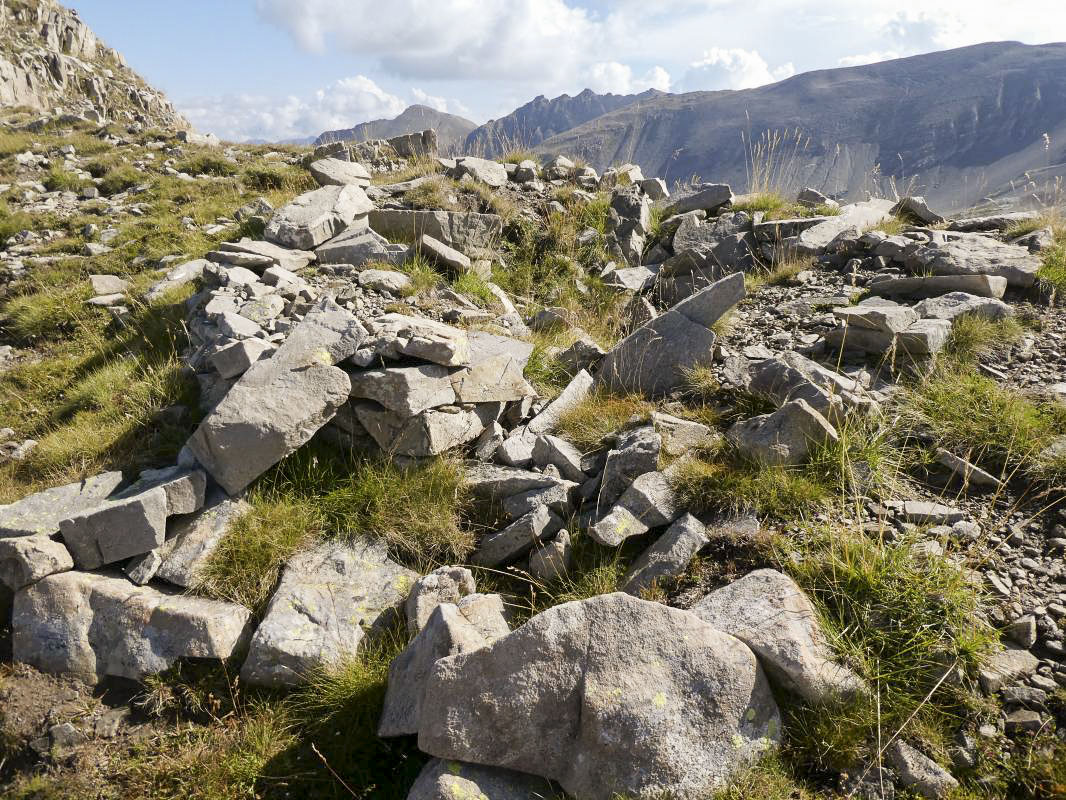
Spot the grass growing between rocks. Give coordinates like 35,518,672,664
555,391,654,451
899,365,1066,488
196,445,473,612
779,526,998,776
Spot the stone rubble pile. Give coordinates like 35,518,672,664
2,134,1065,800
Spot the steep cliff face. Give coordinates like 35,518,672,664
0,0,188,130
535,43,1066,212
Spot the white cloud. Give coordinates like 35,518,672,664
838,50,903,67
255,0,596,82
586,62,672,95
180,75,406,142
680,48,795,92
411,88,449,113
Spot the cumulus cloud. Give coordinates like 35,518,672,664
411,88,449,113
255,0,596,82
680,48,795,92
180,75,406,142
586,62,672,95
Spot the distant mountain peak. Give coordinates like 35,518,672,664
314,104,477,153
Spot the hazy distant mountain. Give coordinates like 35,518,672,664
314,104,477,153
464,88,665,159
535,42,1066,212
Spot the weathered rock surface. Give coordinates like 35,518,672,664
187,298,365,494
0,534,74,590
622,514,708,596
887,741,959,799
727,399,839,467
156,491,250,588
599,272,744,396
265,185,374,250
369,209,503,259
904,232,1041,288
309,157,371,187
406,566,477,634
59,487,168,570
406,759,550,800
0,472,124,538
13,571,251,680
380,595,509,737
418,592,780,800
693,569,865,703
241,539,416,687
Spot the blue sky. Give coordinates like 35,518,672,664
69,1,1066,142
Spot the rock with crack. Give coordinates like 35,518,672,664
866,273,1007,300
186,298,365,494
406,566,477,634
419,233,472,274
693,569,866,703
663,183,734,217
59,488,168,570
747,351,876,423
528,530,572,581
0,471,124,538
453,156,508,188
726,398,839,467
598,272,745,397
621,514,709,596
241,539,416,687
13,571,252,680
380,595,510,736
789,199,895,255
316,227,408,268
417,592,780,800
526,369,594,436
355,401,504,458
356,313,472,367
406,759,551,800
265,185,374,250
590,471,679,547
210,238,315,272
463,462,563,502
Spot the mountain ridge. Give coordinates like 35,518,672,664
313,103,476,153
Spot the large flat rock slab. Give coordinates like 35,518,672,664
0,472,124,538
13,570,252,680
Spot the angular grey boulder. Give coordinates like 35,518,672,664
265,185,374,250
528,530,572,581
598,426,662,509
0,471,124,538
369,209,503,259
866,273,1007,300
316,227,407,267
358,313,472,367
309,157,371,187
0,534,74,590
887,741,959,799
598,272,744,397
692,568,865,703
913,291,1013,321
407,759,550,800
726,399,839,467
380,595,509,737
418,592,780,800
663,183,734,217
241,539,416,687
472,506,565,567
622,514,708,596
59,487,168,570
187,298,365,494
454,156,508,188
13,571,252,680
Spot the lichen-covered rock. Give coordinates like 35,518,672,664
406,759,550,800
418,592,780,800
240,539,416,687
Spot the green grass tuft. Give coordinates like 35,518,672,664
555,392,654,451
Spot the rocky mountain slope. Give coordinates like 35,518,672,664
314,104,476,154
0,0,188,131
464,87,664,159
536,42,1066,213
1,115,1065,797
